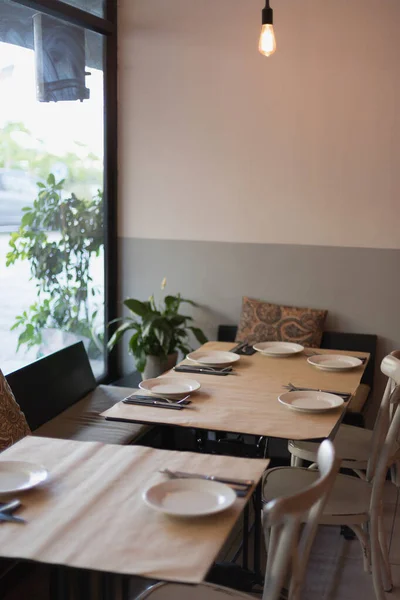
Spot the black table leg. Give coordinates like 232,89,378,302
49,566,70,600
242,503,249,571
253,482,264,585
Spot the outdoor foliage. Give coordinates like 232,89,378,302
6,173,104,357
107,279,208,373
0,121,102,197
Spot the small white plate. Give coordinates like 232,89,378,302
143,478,236,517
186,351,240,367
253,342,304,357
278,391,344,413
139,377,200,399
0,461,48,494
307,354,362,371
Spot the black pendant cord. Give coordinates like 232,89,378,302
262,0,273,25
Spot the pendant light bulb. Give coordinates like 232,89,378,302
259,1,276,57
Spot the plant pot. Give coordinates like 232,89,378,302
142,352,178,380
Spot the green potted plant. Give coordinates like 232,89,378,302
107,279,208,379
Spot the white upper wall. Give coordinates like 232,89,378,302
118,0,400,249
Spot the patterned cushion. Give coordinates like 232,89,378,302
0,369,30,451
236,297,327,348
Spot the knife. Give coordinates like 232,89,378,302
122,398,185,410
174,367,230,376
162,469,254,488
0,513,25,524
127,394,191,405
0,500,22,513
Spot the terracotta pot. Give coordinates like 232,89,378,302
142,352,178,380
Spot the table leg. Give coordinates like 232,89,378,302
242,503,249,571
253,482,264,585
49,566,70,600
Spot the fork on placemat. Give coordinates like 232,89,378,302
284,383,351,401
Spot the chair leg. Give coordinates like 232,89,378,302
370,517,387,600
350,525,371,573
378,514,393,592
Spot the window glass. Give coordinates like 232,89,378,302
0,1,105,378
61,0,105,19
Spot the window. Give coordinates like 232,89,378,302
0,0,117,379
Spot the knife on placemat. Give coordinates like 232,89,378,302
174,366,231,376
162,469,254,488
0,513,25,524
122,398,185,410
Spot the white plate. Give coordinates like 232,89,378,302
0,461,48,494
143,478,236,517
278,391,344,413
186,351,240,367
253,341,304,357
307,354,362,371
139,377,201,399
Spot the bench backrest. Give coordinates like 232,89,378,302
217,325,377,389
6,342,96,431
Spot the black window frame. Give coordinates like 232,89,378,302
4,0,118,381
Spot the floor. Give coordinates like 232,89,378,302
302,481,400,600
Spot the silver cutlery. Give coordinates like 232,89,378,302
0,513,25,524
127,394,191,405
0,499,22,514
178,365,232,372
230,341,247,353
285,383,351,399
122,398,187,410
174,366,233,376
160,470,251,498
160,469,254,488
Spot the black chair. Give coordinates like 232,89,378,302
6,342,96,431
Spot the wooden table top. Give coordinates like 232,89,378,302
0,436,269,582
102,342,369,441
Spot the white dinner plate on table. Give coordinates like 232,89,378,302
307,354,362,371
0,461,48,494
253,342,304,357
278,391,344,413
186,350,240,367
139,377,200,399
143,479,236,517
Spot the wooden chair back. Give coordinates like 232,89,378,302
262,440,339,600
366,353,400,482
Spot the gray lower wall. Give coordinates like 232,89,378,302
119,237,400,423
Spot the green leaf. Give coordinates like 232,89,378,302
188,326,208,345
47,173,55,185
135,350,147,373
124,298,152,318
164,295,180,313
107,322,138,350
180,298,197,307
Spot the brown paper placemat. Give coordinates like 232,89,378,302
0,436,269,583
103,342,368,440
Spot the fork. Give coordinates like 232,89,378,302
160,469,249,497
285,382,351,398
128,393,191,405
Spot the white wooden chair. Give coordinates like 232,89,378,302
132,441,339,600
288,351,400,479
263,356,400,600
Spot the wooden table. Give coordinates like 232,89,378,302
0,436,268,589
102,342,369,441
